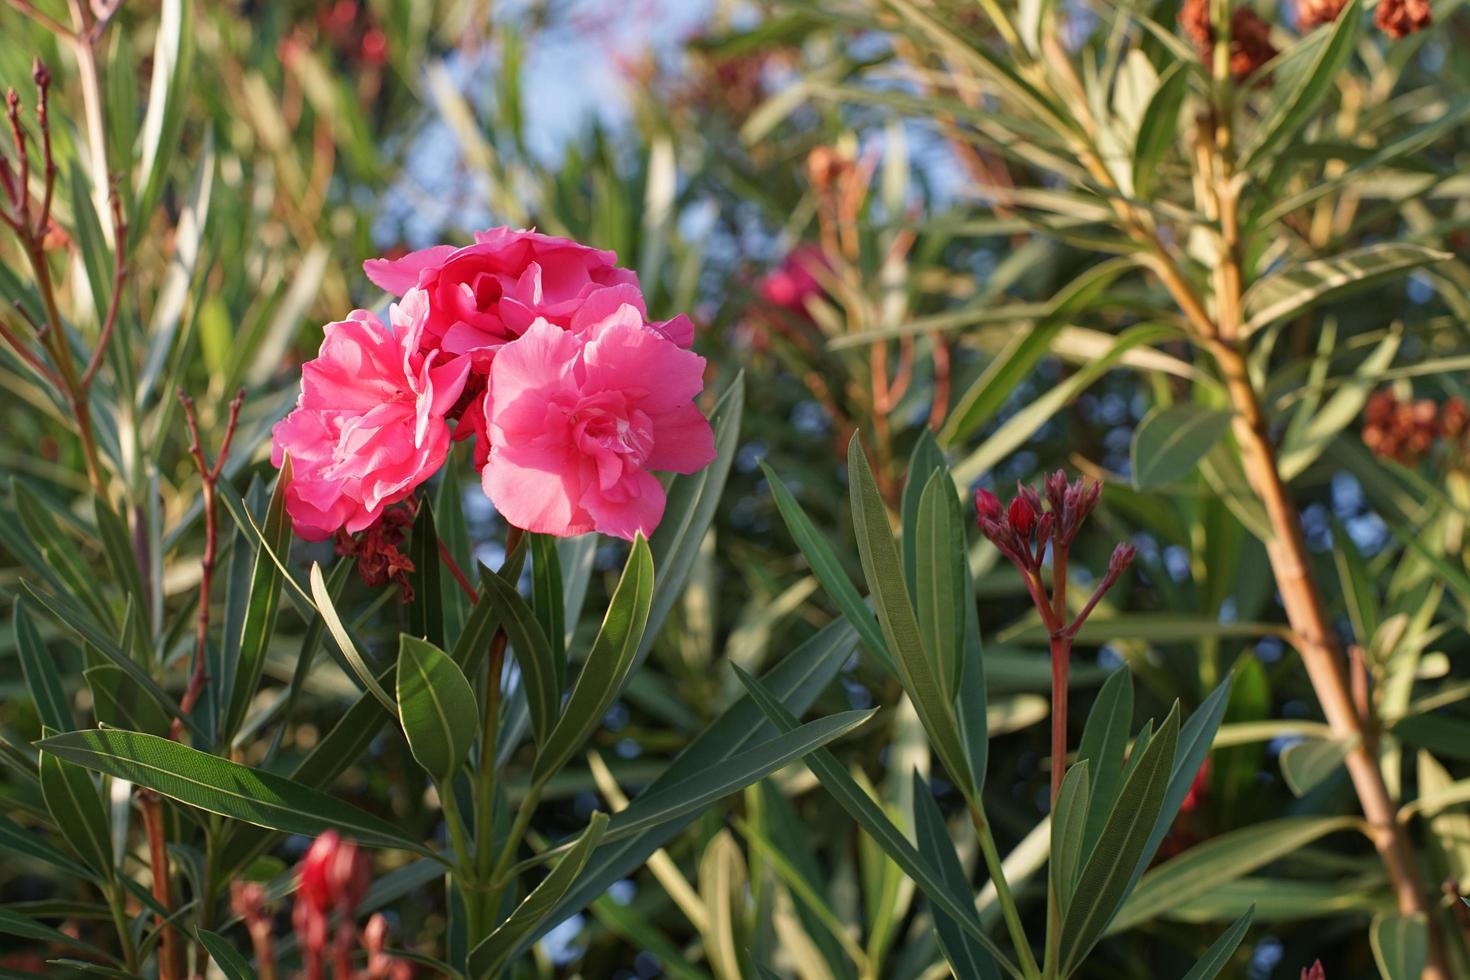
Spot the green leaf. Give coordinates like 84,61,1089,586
85,666,171,737
1241,244,1449,337
1239,0,1360,171
133,0,193,228
537,617,856,940
732,666,1021,980
223,458,293,741
641,376,742,666
1075,668,1132,856
1280,736,1356,797
92,497,150,653
1050,761,1092,922
468,812,609,979
1372,913,1428,980
196,928,256,980
915,470,966,703
0,811,97,881
11,481,113,628
311,562,394,712
763,463,892,672
408,500,446,650
955,323,1180,484
847,436,975,799
532,534,567,663
39,741,114,880
939,322,1064,448
396,636,478,783
912,773,1001,980
956,552,989,793
1179,907,1254,980
532,536,654,785
901,430,948,593
603,709,876,843
20,584,203,743
1059,705,1180,973
1132,63,1186,198
36,730,433,857
1277,325,1402,481
15,596,70,732
482,570,561,746
1130,405,1234,489
0,908,113,961
1112,817,1357,932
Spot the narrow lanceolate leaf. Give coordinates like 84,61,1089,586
36,730,432,856
1239,0,1360,172
1131,62,1186,198
467,812,609,979
1280,736,1356,798
847,437,975,799
86,666,171,737
912,772,1002,980
93,497,150,652
901,430,948,592
1241,243,1450,336
536,617,856,942
1059,705,1180,974
196,928,257,980
39,742,114,880
733,667,1021,980
1075,668,1132,856
0,908,113,961
15,596,70,732
763,464,892,672
1179,907,1255,980
915,471,966,703
0,810,97,881
1050,762,1092,922
1371,912,1428,980
483,570,561,745
532,535,568,663
532,536,654,785
223,457,293,741
407,500,446,650
396,636,478,783
1130,405,1233,490
603,709,877,843
1111,817,1357,933
311,562,394,713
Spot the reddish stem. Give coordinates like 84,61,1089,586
141,792,184,980
437,537,479,604
173,389,245,741
1050,632,1071,806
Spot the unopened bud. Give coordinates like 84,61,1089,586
1107,542,1136,576
974,488,1002,523
1301,960,1325,980
1007,496,1036,536
32,59,50,89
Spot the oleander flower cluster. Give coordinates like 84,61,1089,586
271,228,715,544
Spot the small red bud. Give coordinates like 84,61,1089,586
1007,496,1036,536
32,59,50,89
1301,960,1325,980
974,488,1002,523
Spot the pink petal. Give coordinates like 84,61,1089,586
647,402,716,474
581,469,666,541
482,442,592,536
581,314,707,415
363,245,456,295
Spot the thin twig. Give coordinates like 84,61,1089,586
172,389,246,742
0,314,59,384
3,0,77,39
32,59,55,239
80,188,126,390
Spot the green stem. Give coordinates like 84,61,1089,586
485,781,545,915
108,881,139,974
971,803,1041,980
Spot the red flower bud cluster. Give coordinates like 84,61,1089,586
974,472,1134,638
1301,960,1326,980
295,831,372,980
1362,390,1468,465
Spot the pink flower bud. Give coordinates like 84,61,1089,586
1301,961,1325,980
974,488,1002,523
1007,496,1036,536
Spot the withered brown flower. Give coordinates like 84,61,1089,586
1297,0,1348,30
1375,0,1432,37
1178,0,1279,82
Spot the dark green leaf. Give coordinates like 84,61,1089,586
1372,913,1427,980
396,636,478,783
915,470,966,703
1179,907,1254,980
15,597,70,732
408,500,446,649
196,928,256,980
913,772,1001,980
532,536,654,785
39,742,114,880
37,730,433,857
85,666,171,737
482,570,560,746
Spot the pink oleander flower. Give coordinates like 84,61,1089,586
758,243,828,319
481,308,715,540
363,226,693,368
271,289,469,540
